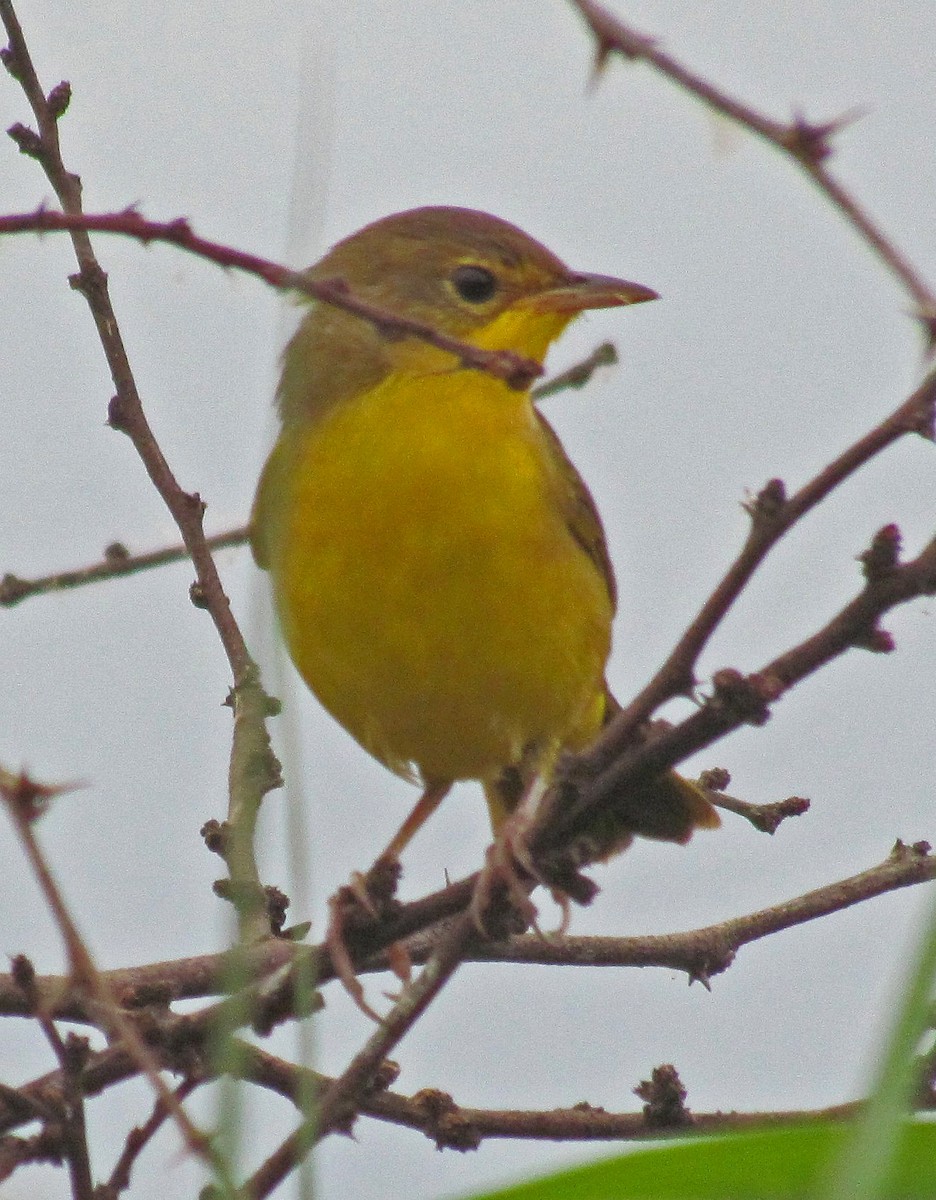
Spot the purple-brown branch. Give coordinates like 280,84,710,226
0,772,228,1185
0,207,542,390
34,1020,93,1199
1,9,258,689
2,0,280,946
2,1009,933,1164
0,527,250,608
468,841,935,983
3,0,936,1191
103,1078,200,1197
569,0,936,335
239,914,483,1199
238,1042,874,1149
0,842,932,1186
0,1035,886,1172
1,842,931,1031
533,530,936,855
576,369,936,786
708,790,810,834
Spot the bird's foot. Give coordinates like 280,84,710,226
470,807,578,939
470,812,542,938
325,854,404,1022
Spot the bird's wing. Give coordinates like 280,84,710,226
534,409,617,611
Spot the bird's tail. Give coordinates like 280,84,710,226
483,689,720,867
580,689,720,860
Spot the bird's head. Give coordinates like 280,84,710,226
278,206,657,423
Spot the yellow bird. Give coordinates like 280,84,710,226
251,206,717,901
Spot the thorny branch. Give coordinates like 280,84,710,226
0,526,250,608
0,207,543,390
569,0,936,336
0,769,231,1189
241,1042,874,1149
1,0,279,951
3,1033,927,1178
101,1078,200,1198
0,841,932,1049
1,840,934,1173
585,370,936,767
530,528,936,861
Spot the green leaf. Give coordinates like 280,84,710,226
818,877,936,1200
465,1122,936,1200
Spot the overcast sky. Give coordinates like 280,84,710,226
2,3,934,1199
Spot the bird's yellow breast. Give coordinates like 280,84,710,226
253,367,613,785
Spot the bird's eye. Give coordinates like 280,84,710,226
451,264,498,304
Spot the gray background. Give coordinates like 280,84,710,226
2,2,934,1198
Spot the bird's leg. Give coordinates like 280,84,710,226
471,774,549,937
374,778,452,866
326,780,451,1020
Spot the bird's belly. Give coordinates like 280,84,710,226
268,381,613,783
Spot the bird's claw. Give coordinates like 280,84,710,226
326,886,383,1022
470,809,577,938
325,854,406,1022
470,813,542,937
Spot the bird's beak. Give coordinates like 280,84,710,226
529,271,659,314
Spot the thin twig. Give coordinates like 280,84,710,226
0,1126,68,1181
356,1092,868,1145
582,369,936,777
2,2,934,1188
531,340,618,400
0,207,542,390
569,0,936,328
0,527,249,608
0,767,233,1189
1,0,279,944
243,915,479,1198
103,1077,200,1198
0,845,931,1182
1,843,932,1055
466,841,936,986
534,534,936,853
7,1018,932,1160
708,790,810,834
3,1031,923,1166
238,1040,873,1148
32,1017,94,1198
